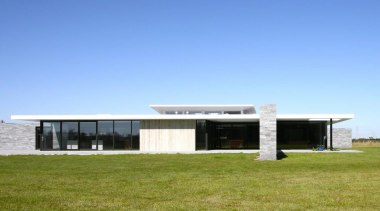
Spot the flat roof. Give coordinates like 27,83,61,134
11,114,354,123
150,104,256,114
276,114,354,123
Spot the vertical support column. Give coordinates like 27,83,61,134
259,104,277,160
330,118,333,150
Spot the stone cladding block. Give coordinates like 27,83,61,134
327,128,352,149
0,122,37,150
259,104,277,160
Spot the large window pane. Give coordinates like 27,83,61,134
98,121,113,150
62,122,79,150
80,122,96,150
196,120,207,150
132,121,140,150
42,122,61,150
197,122,259,150
114,121,131,149
277,121,326,149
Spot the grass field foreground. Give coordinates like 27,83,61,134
0,148,380,210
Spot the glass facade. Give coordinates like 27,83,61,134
40,119,327,151
62,122,79,150
196,120,207,150
196,120,327,150
40,120,140,150
277,121,327,149
196,121,260,150
79,122,96,150
42,122,61,150
98,121,114,150
132,121,140,150
114,121,132,149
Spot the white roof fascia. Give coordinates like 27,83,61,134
150,104,256,114
277,114,354,123
11,114,354,123
11,114,260,122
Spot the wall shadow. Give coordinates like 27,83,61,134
277,150,288,160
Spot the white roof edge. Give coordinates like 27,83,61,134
11,113,354,122
150,104,256,114
277,114,354,123
277,114,355,119
11,114,260,121
149,104,255,107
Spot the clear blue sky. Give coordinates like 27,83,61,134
1,0,379,138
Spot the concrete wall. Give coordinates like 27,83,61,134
0,122,37,150
140,120,196,152
259,104,277,160
327,127,352,149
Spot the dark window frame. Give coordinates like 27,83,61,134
40,120,140,151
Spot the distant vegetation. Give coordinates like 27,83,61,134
353,138,380,147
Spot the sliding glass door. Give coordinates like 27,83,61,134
79,122,97,150
40,120,140,150
42,122,61,150
114,121,132,149
62,122,79,150
98,121,113,150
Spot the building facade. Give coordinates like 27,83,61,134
8,104,354,160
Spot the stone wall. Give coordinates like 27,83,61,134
0,122,37,150
140,120,196,152
259,104,277,160
327,127,352,149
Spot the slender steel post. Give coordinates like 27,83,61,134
330,118,333,150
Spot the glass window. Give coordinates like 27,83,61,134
277,121,327,149
42,122,61,150
62,122,79,150
79,122,96,150
132,121,140,150
114,121,131,149
196,122,259,150
98,121,114,150
196,120,207,150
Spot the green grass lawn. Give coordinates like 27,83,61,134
1,148,380,210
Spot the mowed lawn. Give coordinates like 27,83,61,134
1,148,380,210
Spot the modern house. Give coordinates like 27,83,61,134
7,104,354,160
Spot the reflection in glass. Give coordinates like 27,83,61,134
132,121,140,150
196,122,259,150
196,120,207,150
98,121,113,150
42,122,61,150
80,122,96,150
277,121,327,149
62,122,79,150
41,120,140,151
114,121,131,149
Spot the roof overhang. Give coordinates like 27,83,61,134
277,114,354,123
11,114,261,123
11,113,354,123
